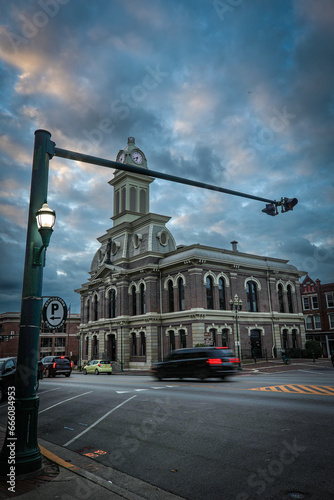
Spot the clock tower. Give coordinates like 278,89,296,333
109,137,154,226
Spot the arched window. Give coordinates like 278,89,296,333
93,295,98,321
115,190,120,216
140,189,146,213
169,330,175,352
109,289,116,318
130,186,137,211
140,332,146,356
180,329,186,348
140,283,146,315
247,281,258,312
278,284,284,313
219,278,226,310
178,278,185,311
292,329,297,348
287,285,293,313
121,186,126,212
168,280,174,312
209,328,216,346
221,328,229,347
131,332,137,356
92,336,98,357
282,329,288,350
206,276,214,309
85,336,89,356
86,300,90,323
131,286,137,316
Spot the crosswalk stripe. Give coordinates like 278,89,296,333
250,385,334,395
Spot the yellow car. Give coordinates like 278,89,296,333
83,359,112,375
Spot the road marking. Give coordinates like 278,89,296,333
38,387,61,395
116,390,131,394
134,389,148,392
250,385,334,395
63,395,137,447
39,391,93,413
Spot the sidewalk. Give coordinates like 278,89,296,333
0,425,185,500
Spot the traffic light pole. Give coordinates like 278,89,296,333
0,130,52,476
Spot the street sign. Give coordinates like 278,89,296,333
43,296,67,329
204,331,213,346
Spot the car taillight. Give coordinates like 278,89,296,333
229,358,240,364
70,361,73,368
53,362,56,368
206,358,222,365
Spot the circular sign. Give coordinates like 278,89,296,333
43,297,67,329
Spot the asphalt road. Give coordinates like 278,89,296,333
0,365,333,500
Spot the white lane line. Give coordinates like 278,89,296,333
116,390,131,394
38,387,61,395
39,391,93,414
134,389,148,392
63,395,137,447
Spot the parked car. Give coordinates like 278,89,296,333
83,359,112,375
151,347,239,381
0,357,17,402
41,355,73,378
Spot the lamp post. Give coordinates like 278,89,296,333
120,322,124,372
230,294,243,370
0,130,55,475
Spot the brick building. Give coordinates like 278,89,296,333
300,275,334,357
0,311,80,362
75,137,306,370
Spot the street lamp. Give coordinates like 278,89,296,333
120,321,124,372
230,294,243,370
34,201,56,265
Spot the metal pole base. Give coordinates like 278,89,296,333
0,397,42,476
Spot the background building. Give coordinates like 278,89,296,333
300,275,334,357
75,137,306,370
0,311,80,362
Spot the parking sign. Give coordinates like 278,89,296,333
43,297,67,329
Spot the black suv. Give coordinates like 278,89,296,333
151,347,239,381
42,356,72,378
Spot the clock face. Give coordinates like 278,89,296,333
118,152,126,163
131,151,143,164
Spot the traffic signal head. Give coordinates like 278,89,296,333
262,203,278,216
283,198,298,212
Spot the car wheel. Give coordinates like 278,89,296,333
65,373,71,377
95,369,99,375
156,371,164,381
52,373,56,378
107,372,112,375
198,370,207,381
83,369,87,375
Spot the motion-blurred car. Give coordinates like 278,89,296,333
41,355,73,378
83,359,112,375
151,347,239,381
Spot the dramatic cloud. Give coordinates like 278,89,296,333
0,0,333,313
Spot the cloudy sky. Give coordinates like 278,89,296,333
1,0,333,314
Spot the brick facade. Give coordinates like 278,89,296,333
300,275,334,357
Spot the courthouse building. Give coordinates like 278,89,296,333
75,137,306,370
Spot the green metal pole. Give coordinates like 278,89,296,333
236,309,242,370
0,130,52,476
121,324,123,372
